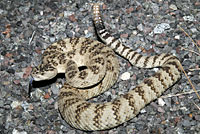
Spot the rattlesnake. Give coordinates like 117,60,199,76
31,3,182,131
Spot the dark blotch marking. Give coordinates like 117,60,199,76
59,91,77,100
93,104,106,128
48,45,57,50
59,59,67,64
58,53,66,60
108,38,117,47
135,55,143,65
93,57,105,65
152,55,159,66
52,61,58,66
102,32,111,40
67,50,76,58
161,54,171,61
99,29,107,35
67,71,77,79
79,70,88,79
130,52,138,61
143,56,150,68
143,79,160,97
57,39,66,48
63,98,80,108
121,45,129,55
114,41,121,50
89,65,99,74
66,65,76,72
154,72,167,89
126,49,133,59
69,38,79,47
67,60,76,66
111,99,121,123
162,66,174,82
122,93,136,114
75,102,91,124
106,60,114,71
134,86,147,103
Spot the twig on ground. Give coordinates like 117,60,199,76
161,90,200,99
179,26,200,52
29,31,36,45
181,47,200,56
178,62,200,100
188,68,200,71
192,101,200,111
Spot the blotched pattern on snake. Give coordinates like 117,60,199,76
31,3,182,131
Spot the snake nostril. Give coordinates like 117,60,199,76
78,66,88,71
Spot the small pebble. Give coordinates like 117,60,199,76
140,109,146,114
132,30,137,35
64,11,73,17
44,93,50,99
158,98,166,106
11,101,22,109
126,7,134,13
169,4,178,10
120,33,128,38
153,68,159,72
157,107,165,113
151,3,159,14
137,24,144,32
51,84,60,95
174,35,180,40
182,120,192,127
12,129,27,134
183,15,195,21
30,88,45,101
120,72,131,80
50,37,55,42
153,23,170,34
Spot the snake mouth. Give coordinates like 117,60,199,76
78,66,88,71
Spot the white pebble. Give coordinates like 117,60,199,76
190,28,198,33
169,4,177,10
183,15,194,22
137,24,144,31
40,11,43,15
153,23,170,34
11,101,22,109
64,11,73,17
153,68,159,72
120,72,131,80
140,109,146,113
12,129,27,134
174,35,180,40
158,98,165,106
132,30,137,35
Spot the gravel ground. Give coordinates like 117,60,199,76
0,0,200,134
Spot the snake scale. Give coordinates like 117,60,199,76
31,4,182,131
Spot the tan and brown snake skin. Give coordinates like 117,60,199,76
31,3,182,131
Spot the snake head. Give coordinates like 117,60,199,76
31,64,58,81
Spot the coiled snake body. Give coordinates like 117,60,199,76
31,4,182,131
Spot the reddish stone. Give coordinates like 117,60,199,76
23,66,32,79
69,14,77,22
44,93,50,99
14,80,21,85
120,33,128,38
35,47,42,54
5,53,13,58
102,4,107,10
126,7,134,13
